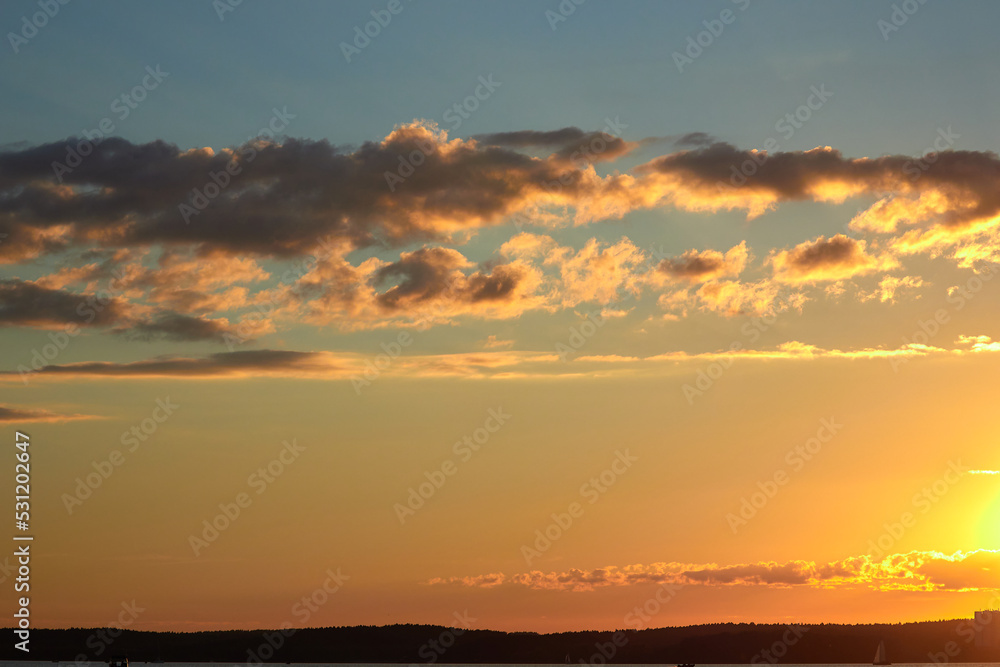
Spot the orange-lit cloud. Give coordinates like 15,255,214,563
770,234,896,284
545,237,647,306
429,549,1000,592
6,129,1000,343
285,245,552,330
657,241,749,283
0,405,99,422
6,130,1000,267
861,275,925,303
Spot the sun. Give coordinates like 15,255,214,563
974,472,1000,549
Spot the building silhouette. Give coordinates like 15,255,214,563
975,610,1000,648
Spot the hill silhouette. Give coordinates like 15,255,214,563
4,619,998,663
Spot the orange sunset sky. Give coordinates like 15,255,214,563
2,0,1000,633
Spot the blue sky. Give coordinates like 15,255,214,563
3,0,998,156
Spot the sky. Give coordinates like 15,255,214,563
2,0,1000,635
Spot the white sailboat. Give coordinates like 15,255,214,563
873,639,891,665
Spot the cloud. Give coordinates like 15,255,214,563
546,237,648,307
474,127,601,148
6,128,1000,341
5,125,1000,340
0,348,560,381
429,549,1000,592
473,127,636,164
770,234,895,283
861,275,925,303
115,312,241,343
0,221,75,265
7,349,336,379
125,250,267,313
657,241,749,283
0,278,133,328
8,336,1000,384
286,244,551,330
482,335,514,350
0,124,621,261
5,130,1000,274
0,277,246,342
0,405,98,422
667,279,806,318
673,132,717,148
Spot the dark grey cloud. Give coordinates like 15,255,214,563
0,278,130,327
114,312,242,343
0,127,596,261
3,349,324,378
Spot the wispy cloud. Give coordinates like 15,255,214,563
0,405,100,422
6,335,1000,383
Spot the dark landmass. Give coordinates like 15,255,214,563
4,619,999,663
